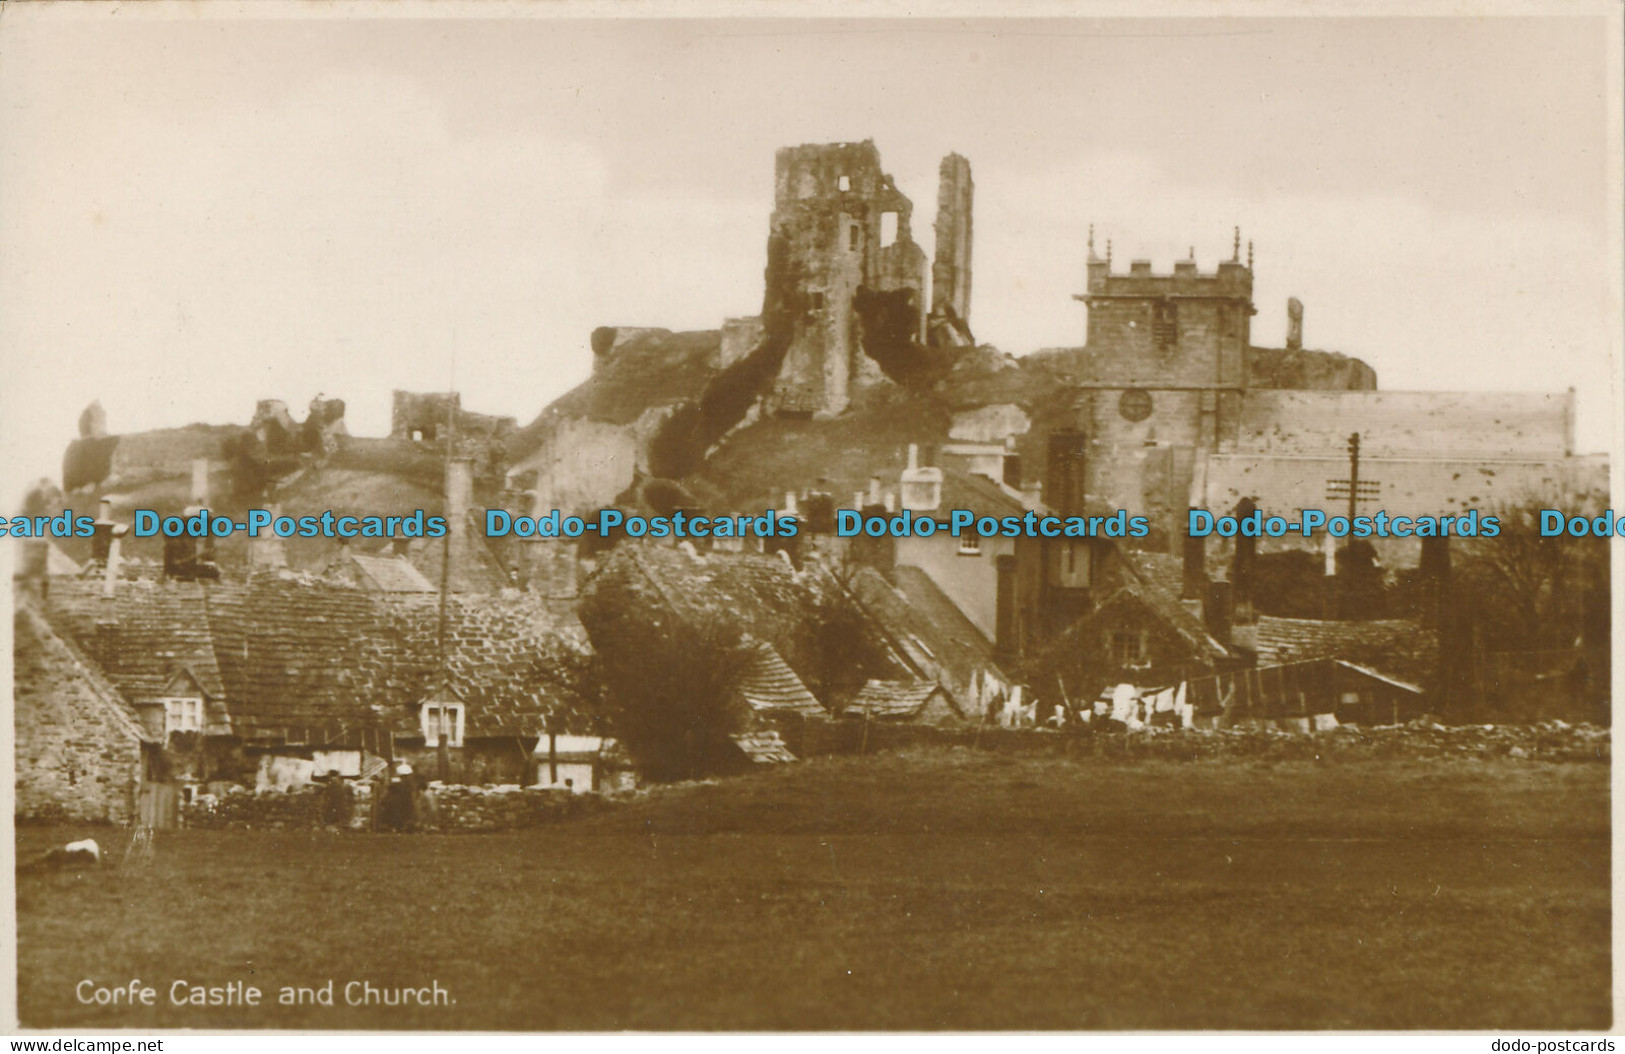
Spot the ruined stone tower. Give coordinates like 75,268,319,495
762,141,972,417
930,153,975,345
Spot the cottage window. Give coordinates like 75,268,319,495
808,290,825,311
838,174,851,192
958,535,982,556
848,224,861,252
160,697,203,735
420,702,465,748
1111,630,1150,670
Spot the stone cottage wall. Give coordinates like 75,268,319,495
14,605,146,824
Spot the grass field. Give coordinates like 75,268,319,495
15,749,1611,1030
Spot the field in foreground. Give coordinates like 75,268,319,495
15,749,1611,1030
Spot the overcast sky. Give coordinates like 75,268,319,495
1,9,1617,499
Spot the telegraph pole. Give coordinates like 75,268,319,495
436,341,457,785
1346,432,1361,523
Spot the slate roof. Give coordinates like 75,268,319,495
1254,615,1437,684
844,678,953,720
733,639,825,717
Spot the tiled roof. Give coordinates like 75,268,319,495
1254,615,1437,683
345,553,436,593
1092,585,1231,665
14,598,153,745
408,511,514,594
734,639,825,717
376,592,594,737
1116,547,1228,663
937,467,1044,518
48,578,232,734
1121,548,1185,602
588,543,822,683
846,564,1007,712
45,575,591,743
202,579,394,738
845,678,948,719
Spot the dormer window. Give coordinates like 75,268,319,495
420,701,465,748
159,697,203,735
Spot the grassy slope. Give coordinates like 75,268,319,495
15,749,1610,1031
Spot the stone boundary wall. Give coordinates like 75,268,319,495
182,781,615,833
794,719,1609,764
172,721,1607,832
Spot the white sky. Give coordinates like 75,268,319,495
1,8,1618,500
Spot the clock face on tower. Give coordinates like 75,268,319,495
1118,388,1154,423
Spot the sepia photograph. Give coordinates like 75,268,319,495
2,3,1619,1034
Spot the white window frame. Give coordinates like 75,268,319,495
158,696,203,735
420,702,465,748
958,535,982,556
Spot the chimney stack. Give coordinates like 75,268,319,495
899,444,944,513
101,534,123,598
867,476,883,507
1181,524,1206,601
783,491,798,516
191,459,210,506
90,497,116,565
446,457,474,529
1230,497,1257,625
250,504,288,571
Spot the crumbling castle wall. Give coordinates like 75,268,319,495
930,153,975,345
391,390,516,487
765,141,930,417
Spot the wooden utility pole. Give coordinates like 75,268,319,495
1346,432,1361,524
436,386,456,784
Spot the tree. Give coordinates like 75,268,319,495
578,562,755,781
1452,495,1611,721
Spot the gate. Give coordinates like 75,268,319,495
137,782,180,829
